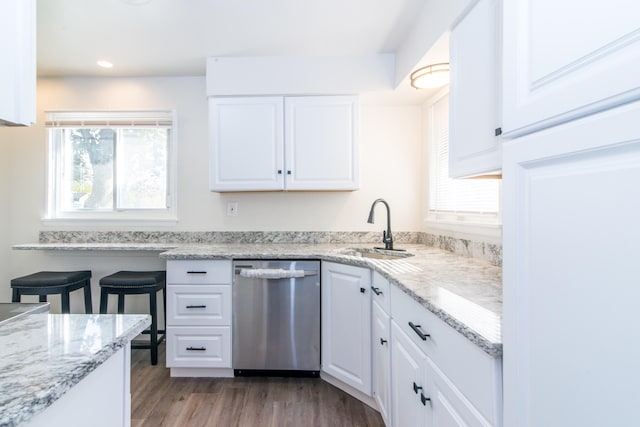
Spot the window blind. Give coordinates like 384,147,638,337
429,95,500,214
45,111,174,128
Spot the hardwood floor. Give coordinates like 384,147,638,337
130,344,385,427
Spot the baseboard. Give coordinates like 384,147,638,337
320,371,378,410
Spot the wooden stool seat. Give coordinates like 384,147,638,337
11,270,93,314
99,271,166,365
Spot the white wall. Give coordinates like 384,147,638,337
0,76,423,311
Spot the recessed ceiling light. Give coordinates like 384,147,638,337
121,0,153,5
97,60,113,68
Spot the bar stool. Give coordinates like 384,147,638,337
99,271,166,365
11,271,93,314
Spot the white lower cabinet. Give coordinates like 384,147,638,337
25,346,130,427
372,301,392,425
321,261,372,396
166,260,233,376
391,321,427,427
390,285,502,427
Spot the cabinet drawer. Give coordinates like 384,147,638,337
167,285,231,326
371,271,390,313
166,326,231,368
390,285,502,425
167,260,232,285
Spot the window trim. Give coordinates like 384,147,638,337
43,110,178,225
423,88,502,243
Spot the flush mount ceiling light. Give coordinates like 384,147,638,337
410,63,450,89
97,60,113,68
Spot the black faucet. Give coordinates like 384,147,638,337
367,198,394,250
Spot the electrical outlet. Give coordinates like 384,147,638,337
227,202,238,217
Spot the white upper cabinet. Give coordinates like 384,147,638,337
284,96,359,190
449,0,502,178
209,97,284,191
209,95,359,192
0,0,36,126
502,0,640,137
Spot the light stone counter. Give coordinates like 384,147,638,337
160,243,503,356
13,241,502,356
0,313,150,427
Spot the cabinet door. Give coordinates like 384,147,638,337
502,0,640,137
209,97,284,191
425,357,492,427
372,302,392,425
321,262,371,395
503,100,640,426
0,0,35,126
449,0,502,177
391,321,427,427
284,96,359,190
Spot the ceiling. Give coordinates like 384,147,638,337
36,0,452,103
37,0,432,78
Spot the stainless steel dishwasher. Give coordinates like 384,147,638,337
232,260,320,376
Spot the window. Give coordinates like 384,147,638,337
426,92,501,235
45,111,177,224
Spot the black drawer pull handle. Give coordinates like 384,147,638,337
371,286,383,296
408,321,430,341
380,338,387,345
421,393,431,405
186,346,206,351
187,271,207,274
186,305,207,309
360,287,366,293
413,382,423,394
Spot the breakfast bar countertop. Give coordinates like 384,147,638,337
0,313,150,427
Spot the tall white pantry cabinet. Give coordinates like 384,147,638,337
0,0,35,126
501,1,640,426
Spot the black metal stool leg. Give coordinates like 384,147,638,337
99,289,108,314
83,280,93,314
117,294,125,314
149,291,158,365
61,290,71,314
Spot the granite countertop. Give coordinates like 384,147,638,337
0,313,150,427
0,303,49,326
161,243,503,356
14,241,502,357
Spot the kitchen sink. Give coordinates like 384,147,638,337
339,247,414,260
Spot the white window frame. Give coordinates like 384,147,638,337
43,110,178,226
423,88,502,243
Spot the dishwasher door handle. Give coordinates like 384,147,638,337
237,268,318,279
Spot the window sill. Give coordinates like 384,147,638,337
42,216,178,227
